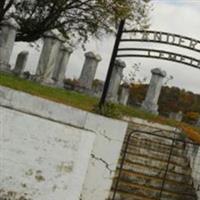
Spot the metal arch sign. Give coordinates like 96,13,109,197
122,30,200,53
117,30,200,69
117,48,200,69
99,20,200,107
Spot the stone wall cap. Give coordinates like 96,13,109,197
1,18,19,29
151,68,167,77
115,59,126,68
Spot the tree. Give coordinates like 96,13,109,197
0,0,14,22
1,0,151,43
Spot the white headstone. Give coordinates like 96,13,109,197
197,118,200,127
13,51,29,76
107,59,126,103
79,51,102,90
142,68,167,115
52,44,73,87
35,30,63,84
119,84,130,105
0,18,19,72
169,111,183,122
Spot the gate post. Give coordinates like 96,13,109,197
99,20,125,108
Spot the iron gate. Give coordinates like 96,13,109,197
111,129,199,200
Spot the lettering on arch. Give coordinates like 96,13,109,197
122,30,200,53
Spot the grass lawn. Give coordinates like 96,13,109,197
0,72,200,142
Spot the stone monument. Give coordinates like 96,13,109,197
107,59,126,103
169,111,183,122
142,68,167,115
35,30,63,84
79,51,102,90
0,18,19,72
52,44,73,87
119,83,130,105
13,51,29,76
197,118,200,127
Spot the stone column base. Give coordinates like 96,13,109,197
0,63,11,73
141,101,159,115
34,75,55,86
106,95,119,104
54,81,64,88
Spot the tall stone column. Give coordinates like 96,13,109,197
0,18,19,72
107,59,126,103
119,84,130,105
142,68,167,115
52,45,73,87
35,31,63,84
79,51,102,90
13,51,29,76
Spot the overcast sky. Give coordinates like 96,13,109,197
11,0,200,94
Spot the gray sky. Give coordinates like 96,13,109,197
11,0,200,94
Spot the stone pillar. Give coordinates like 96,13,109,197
13,51,29,76
79,51,102,90
107,59,126,103
119,84,130,105
52,45,73,87
0,18,19,72
35,30,63,84
142,68,166,115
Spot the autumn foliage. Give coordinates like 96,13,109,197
129,84,200,124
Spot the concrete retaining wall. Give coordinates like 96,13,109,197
187,145,200,199
0,86,128,200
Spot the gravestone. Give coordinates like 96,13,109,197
197,118,200,127
107,59,126,103
35,30,63,84
142,68,167,115
119,83,130,105
0,18,19,72
79,52,102,90
13,51,29,76
169,111,183,122
92,79,105,97
53,44,73,87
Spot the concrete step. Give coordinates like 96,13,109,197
121,140,186,159
113,181,196,200
108,190,157,200
127,124,180,139
115,170,195,194
124,134,185,151
121,145,188,168
108,124,197,200
118,162,193,184
120,153,191,175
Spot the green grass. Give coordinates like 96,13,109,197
0,72,161,121
0,72,200,135
0,72,98,111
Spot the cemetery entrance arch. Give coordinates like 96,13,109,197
99,20,200,107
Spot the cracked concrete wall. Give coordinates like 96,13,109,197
0,106,95,200
0,86,128,200
186,145,200,199
81,113,127,200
